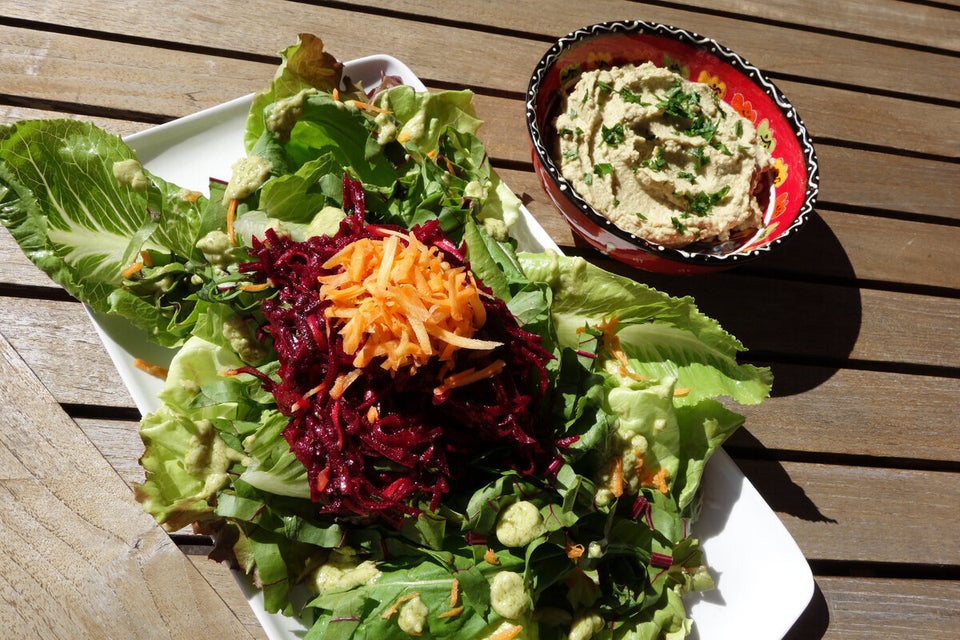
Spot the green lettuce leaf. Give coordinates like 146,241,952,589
518,251,772,407
0,119,208,345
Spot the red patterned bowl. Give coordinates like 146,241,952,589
525,21,819,274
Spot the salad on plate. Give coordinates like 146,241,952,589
0,34,772,640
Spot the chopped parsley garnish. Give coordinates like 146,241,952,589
688,146,709,170
562,149,579,160
601,122,625,146
735,120,743,138
597,80,614,94
657,81,701,120
683,185,732,217
559,127,575,137
641,147,667,172
670,216,687,234
684,115,718,142
677,171,697,183
582,172,593,185
619,87,650,105
635,212,648,221
711,141,733,156
593,162,614,177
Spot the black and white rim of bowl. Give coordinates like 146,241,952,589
525,19,820,267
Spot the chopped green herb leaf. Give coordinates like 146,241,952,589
641,147,667,172
601,122,625,146
688,146,709,170
683,116,718,142
582,172,593,185
657,81,701,120
671,216,687,234
735,120,743,138
684,185,732,217
677,171,697,183
597,80,614,94
562,149,579,160
619,87,650,105
593,162,614,177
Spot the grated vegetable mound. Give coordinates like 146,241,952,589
238,178,553,524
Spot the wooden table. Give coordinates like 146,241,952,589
1,1,957,638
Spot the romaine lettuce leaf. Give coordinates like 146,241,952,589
0,119,208,345
518,251,772,407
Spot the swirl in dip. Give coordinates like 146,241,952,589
555,62,775,249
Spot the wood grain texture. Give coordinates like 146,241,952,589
0,332,255,639
1,2,958,637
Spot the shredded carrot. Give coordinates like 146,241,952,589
397,130,412,144
133,358,168,380
291,383,327,412
380,592,419,619
644,468,670,495
121,262,142,279
349,99,390,114
449,578,459,607
438,606,463,619
315,467,330,493
433,359,505,396
330,370,361,400
427,148,439,160
332,88,340,102
609,455,624,498
226,198,238,246
673,387,691,397
366,405,379,423
239,282,271,292
318,231,501,373
138,250,154,267
181,190,203,203
483,548,499,565
566,542,585,562
636,454,670,495
445,157,456,176
488,625,524,640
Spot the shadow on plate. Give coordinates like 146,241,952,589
783,582,830,639
577,210,861,398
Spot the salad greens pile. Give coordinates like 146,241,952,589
0,34,771,640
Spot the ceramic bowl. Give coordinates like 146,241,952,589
525,20,819,274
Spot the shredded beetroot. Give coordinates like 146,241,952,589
239,176,553,524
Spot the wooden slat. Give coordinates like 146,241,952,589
651,0,960,52
368,0,960,54
734,458,960,565
727,365,960,463
186,555,269,640
812,576,960,639
0,331,254,639
5,0,960,103
5,27,959,223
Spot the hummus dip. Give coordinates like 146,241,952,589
554,62,774,249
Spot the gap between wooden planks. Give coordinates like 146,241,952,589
0,330,256,639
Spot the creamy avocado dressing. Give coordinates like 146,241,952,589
555,62,774,248
495,500,546,547
311,547,381,594
222,155,273,202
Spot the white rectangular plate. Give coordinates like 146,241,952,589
104,54,814,640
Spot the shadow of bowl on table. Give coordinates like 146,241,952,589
581,210,860,398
